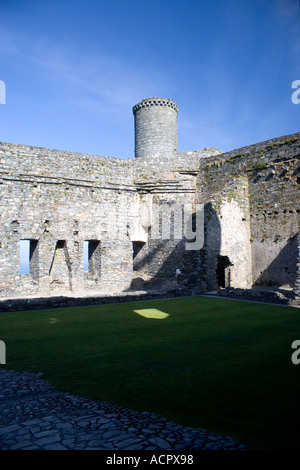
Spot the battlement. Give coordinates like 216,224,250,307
133,97,178,114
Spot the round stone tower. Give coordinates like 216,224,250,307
133,97,178,159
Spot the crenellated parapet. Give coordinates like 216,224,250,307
133,97,178,114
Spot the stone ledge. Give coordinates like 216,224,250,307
218,287,299,307
0,289,190,313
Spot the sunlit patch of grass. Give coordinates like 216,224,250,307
133,308,170,319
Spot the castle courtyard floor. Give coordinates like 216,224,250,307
0,369,244,451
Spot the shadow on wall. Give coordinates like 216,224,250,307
200,202,222,292
254,234,298,288
127,203,223,293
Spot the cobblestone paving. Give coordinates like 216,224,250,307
0,370,245,450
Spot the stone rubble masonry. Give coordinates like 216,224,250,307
0,96,299,306
197,133,299,297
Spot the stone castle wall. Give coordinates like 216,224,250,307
0,98,299,303
198,133,300,292
0,143,137,297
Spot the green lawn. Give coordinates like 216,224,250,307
0,296,299,450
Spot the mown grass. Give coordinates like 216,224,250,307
0,296,299,450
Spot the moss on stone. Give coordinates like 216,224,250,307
254,158,268,171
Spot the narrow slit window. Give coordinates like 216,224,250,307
20,239,38,276
132,241,146,272
20,240,30,274
84,240,101,275
83,240,89,272
133,241,145,260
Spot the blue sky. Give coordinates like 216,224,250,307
1,0,299,158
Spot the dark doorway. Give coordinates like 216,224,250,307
216,255,232,288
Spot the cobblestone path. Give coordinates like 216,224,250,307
0,370,245,450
